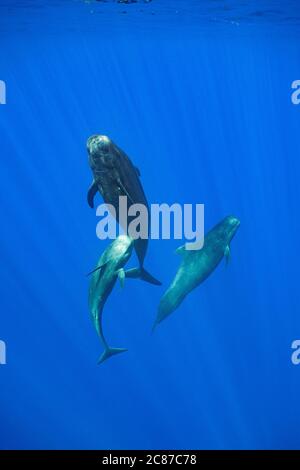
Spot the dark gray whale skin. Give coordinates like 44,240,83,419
87,135,161,286
154,216,240,328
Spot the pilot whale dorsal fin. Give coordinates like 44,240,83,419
87,180,98,209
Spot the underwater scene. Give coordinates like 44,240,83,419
1,0,300,451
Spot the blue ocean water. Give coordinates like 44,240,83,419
0,0,300,450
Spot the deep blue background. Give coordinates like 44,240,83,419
0,0,300,450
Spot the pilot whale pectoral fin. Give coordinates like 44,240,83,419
86,260,109,277
175,245,186,255
135,166,141,177
125,267,162,286
224,245,231,265
87,180,98,209
116,268,126,288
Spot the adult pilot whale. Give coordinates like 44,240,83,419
153,216,240,329
87,134,161,286
89,235,134,364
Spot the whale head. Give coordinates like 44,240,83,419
222,215,240,242
87,134,114,168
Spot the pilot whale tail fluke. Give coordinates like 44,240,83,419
140,268,162,286
125,267,162,286
98,347,128,365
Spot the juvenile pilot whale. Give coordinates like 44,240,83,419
153,216,240,329
88,235,134,364
87,134,161,286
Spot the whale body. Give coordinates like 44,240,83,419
87,134,161,286
88,235,134,364
154,216,240,328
